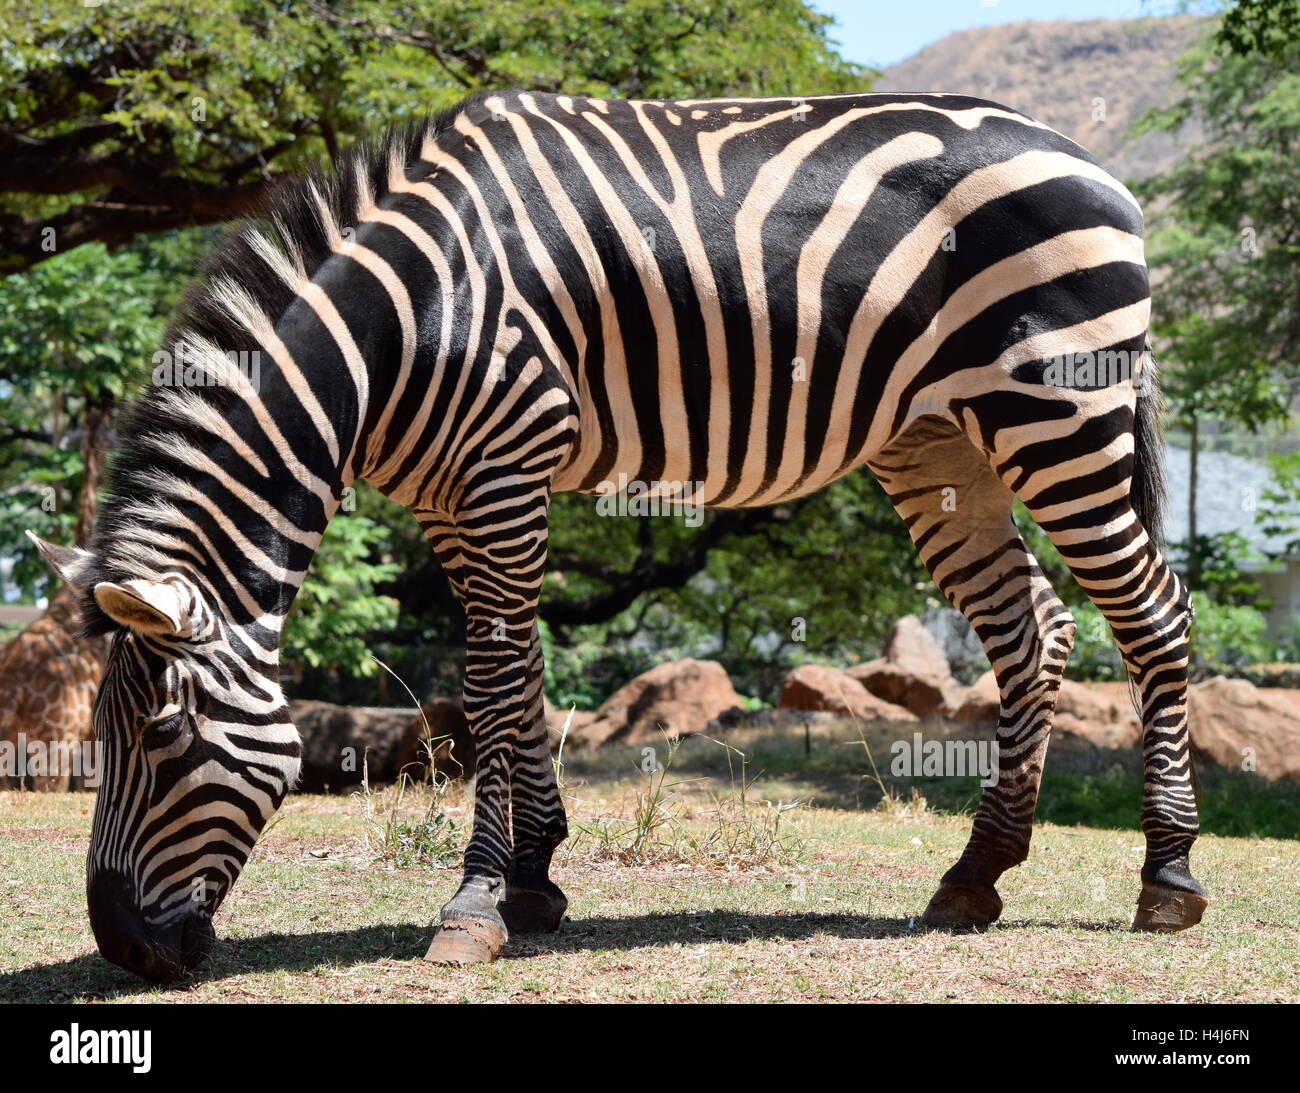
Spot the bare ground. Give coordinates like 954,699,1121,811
2,752,1296,1003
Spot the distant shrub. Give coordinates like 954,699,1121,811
1066,601,1126,682
1187,594,1275,679
1066,594,1276,682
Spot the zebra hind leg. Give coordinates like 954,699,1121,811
497,621,569,933
1023,493,1205,931
870,418,1076,929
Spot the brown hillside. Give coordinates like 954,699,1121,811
877,16,1208,181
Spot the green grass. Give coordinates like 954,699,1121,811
1,722,1296,1003
616,719,1300,840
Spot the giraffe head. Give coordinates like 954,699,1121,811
28,532,302,982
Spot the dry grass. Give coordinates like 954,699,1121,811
562,735,805,869
354,764,466,869
1,726,1297,1003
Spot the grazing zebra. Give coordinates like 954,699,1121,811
32,88,1205,980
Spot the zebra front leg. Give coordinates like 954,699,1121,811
498,622,569,933
421,510,549,964
422,608,518,964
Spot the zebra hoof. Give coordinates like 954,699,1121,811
499,881,568,933
919,883,1003,930
499,878,566,930
1132,883,1208,933
423,915,508,965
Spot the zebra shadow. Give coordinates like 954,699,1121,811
0,912,1124,998
0,924,431,1001
2,915,903,998
510,908,1126,957
519,909,915,954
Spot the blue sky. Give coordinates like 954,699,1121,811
813,0,1165,69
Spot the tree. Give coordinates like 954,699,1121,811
540,473,931,701
1219,0,1300,59
0,0,870,270
2,0,888,705
280,502,400,682
0,231,208,598
1133,6,1300,585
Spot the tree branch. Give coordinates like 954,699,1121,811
0,179,266,272
540,504,808,628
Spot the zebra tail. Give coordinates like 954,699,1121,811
1132,339,1168,550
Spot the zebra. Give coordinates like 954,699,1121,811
30,89,1206,980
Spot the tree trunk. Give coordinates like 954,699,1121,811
1187,413,1200,589
74,399,109,544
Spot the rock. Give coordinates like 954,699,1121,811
1050,684,1143,772
295,694,595,785
941,673,1143,750
1188,676,1300,781
705,706,843,734
848,659,964,718
394,697,477,781
778,664,916,721
884,615,952,680
563,658,744,750
921,604,989,684
291,700,420,791
544,698,597,750
1054,681,1141,749
562,712,630,751
847,615,964,717
944,670,1000,722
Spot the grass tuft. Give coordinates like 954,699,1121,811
564,733,806,868
353,750,465,869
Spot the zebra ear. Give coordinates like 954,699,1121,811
93,579,189,637
26,531,96,588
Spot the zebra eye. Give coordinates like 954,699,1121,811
142,712,186,747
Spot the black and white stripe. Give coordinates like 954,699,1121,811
35,88,1204,977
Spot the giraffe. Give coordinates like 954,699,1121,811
0,585,107,789
0,403,108,790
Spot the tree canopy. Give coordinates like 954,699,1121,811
1,0,906,700
1134,4,1300,585
0,0,869,270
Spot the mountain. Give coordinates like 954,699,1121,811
876,16,1208,181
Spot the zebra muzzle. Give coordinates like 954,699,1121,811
88,871,216,983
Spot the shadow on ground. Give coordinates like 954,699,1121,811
0,909,1127,1001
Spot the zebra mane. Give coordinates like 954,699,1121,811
78,91,496,636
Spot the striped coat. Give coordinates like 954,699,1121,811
32,90,1204,980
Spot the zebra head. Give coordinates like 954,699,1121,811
28,533,302,982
